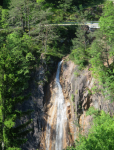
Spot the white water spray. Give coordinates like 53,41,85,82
46,60,67,150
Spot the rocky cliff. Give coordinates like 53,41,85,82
40,61,74,150
14,54,60,150
60,57,114,140
13,55,114,149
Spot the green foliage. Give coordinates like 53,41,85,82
7,147,21,150
68,1,114,102
36,0,45,3
0,31,37,149
67,110,114,150
0,0,112,149
86,106,99,117
71,94,75,102
99,1,114,42
70,47,88,70
88,18,114,102
86,87,92,95
0,6,2,27
75,89,78,94
1,9,9,29
91,85,101,94
74,71,80,77
70,11,91,68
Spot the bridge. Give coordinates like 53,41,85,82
47,21,100,31
48,21,100,27
0,21,100,31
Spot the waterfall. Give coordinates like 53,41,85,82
55,60,67,150
46,60,67,150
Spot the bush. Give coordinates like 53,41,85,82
67,110,114,150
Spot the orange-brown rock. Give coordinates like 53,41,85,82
60,58,114,143
40,64,74,150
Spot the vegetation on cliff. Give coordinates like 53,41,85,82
0,0,113,149
70,1,114,102
67,107,114,150
69,1,114,150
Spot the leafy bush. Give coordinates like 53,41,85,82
67,110,114,150
86,106,99,117
71,94,75,102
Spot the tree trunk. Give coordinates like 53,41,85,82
27,4,30,37
2,78,5,150
2,119,4,150
28,17,30,37
24,0,27,29
84,31,86,50
2,141,4,150
45,27,47,52
106,43,110,68
22,17,25,32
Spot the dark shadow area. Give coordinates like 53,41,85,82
0,0,3,7
48,25,77,55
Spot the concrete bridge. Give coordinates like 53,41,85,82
0,21,100,31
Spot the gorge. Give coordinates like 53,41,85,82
1,0,114,149
40,60,74,150
13,56,114,150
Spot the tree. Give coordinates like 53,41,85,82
0,6,2,28
8,0,34,32
29,2,59,53
99,1,114,65
99,1,114,43
66,109,114,150
8,0,59,53
0,31,37,149
1,8,9,29
89,30,110,71
88,2,114,102
70,10,91,69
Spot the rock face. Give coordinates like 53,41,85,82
14,55,59,150
60,59,114,139
13,56,114,149
40,61,74,150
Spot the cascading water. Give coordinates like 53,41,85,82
55,61,67,150
46,60,67,150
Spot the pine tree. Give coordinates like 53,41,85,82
29,1,59,53
8,0,59,53
99,1,114,64
0,31,36,149
0,6,2,28
8,0,34,32
89,2,114,101
99,1,114,43
70,10,90,69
